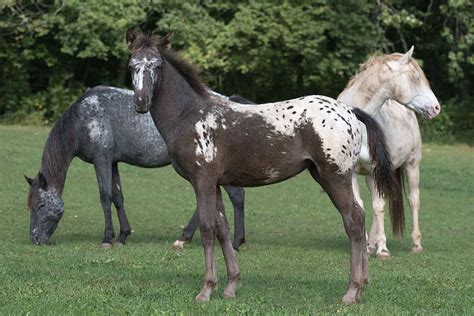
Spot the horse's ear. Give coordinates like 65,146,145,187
399,45,414,65
24,175,34,186
161,32,174,51
38,172,47,189
126,28,140,51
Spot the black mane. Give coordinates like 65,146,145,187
162,50,209,98
40,108,78,192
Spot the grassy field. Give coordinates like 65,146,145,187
0,124,473,314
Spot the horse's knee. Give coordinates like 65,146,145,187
344,205,365,236
372,200,385,214
408,189,420,208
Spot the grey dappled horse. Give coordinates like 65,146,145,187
26,86,247,249
126,29,402,304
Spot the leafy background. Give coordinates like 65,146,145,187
0,0,472,142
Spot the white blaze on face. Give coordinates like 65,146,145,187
195,113,219,163
131,58,159,91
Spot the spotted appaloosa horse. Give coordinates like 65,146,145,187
125,29,409,304
176,49,441,256
338,47,440,257
25,86,247,248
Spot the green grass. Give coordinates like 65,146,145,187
0,124,473,314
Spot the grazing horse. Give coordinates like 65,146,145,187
25,86,247,248
338,47,440,257
125,29,413,304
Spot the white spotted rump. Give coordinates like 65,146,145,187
228,95,362,174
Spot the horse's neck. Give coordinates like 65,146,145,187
40,117,78,195
151,62,206,143
338,71,391,115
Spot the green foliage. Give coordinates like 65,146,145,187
1,125,473,313
0,1,472,140
3,83,85,125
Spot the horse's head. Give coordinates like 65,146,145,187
384,47,440,119
25,173,64,245
126,28,173,114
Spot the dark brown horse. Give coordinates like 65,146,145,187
125,29,400,304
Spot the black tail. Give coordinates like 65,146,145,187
352,108,405,237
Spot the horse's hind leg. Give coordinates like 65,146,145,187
310,166,368,304
365,176,390,258
352,174,374,254
94,160,114,247
173,185,245,251
216,186,240,298
171,208,199,250
223,186,246,250
405,161,422,253
112,163,131,245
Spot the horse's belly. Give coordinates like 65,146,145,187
220,156,310,187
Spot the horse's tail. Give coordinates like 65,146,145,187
352,108,405,237
388,167,405,237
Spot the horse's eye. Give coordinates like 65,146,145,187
38,203,45,209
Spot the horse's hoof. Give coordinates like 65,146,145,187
115,241,125,247
411,245,423,253
341,294,357,305
367,246,376,255
195,293,210,302
223,290,236,299
101,242,113,249
355,288,364,303
376,249,391,259
171,240,187,250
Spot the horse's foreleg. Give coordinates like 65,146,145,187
216,187,240,298
194,182,218,302
405,163,422,253
112,163,131,245
310,167,367,305
94,161,114,247
223,186,246,250
366,176,390,258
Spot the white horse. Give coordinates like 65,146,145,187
339,47,440,257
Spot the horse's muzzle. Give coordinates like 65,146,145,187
134,106,149,114
133,95,151,114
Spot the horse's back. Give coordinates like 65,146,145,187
73,86,170,167
188,94,364,184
